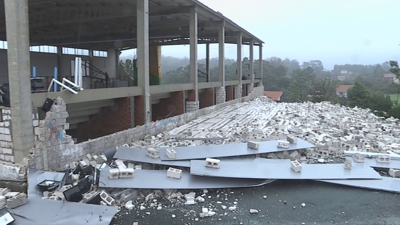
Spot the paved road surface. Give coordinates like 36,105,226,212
111,180,400,225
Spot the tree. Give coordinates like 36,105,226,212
286,67,316,102
347,82,370,108
302,60,324,77
390,61,400,104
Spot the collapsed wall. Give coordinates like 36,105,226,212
26,85,264,171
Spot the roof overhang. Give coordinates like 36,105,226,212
0,0,263,50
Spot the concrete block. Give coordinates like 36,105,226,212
352,153,365,163
247,141,259,150
99,190,115,206
108,168,120,179
79,160,88,168
166,148,177,159
291,160,302,172
2,148,12,155
120,190,138,203
135,165,142,170
85,154,93,161
147,148,160,159
205,158,220,169
0,134,11,142
344,159,352,170
125,200,134,210
389,169,400,178
119,168,134,179
376,155,391,163
115,159,126,169
167,167,182,179
6,193,27,209
278,140,289,149
287,135,297,144
127,163,135,169
289,150,300,160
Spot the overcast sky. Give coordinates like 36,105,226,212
159,0,400,70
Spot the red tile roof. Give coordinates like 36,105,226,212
336,85,354,93
264,91,283,101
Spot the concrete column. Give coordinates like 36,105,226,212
206,43,210,82
259,44,263,84
57,46,62,79
187,6,199,112
235,33,243,99
4,0,34,163
216,21,226,104
218,21,225,86
137,0,151,123
106,49,118,78
89,49,93,88
249,39,254,90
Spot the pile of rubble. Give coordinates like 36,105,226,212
3,97,400,224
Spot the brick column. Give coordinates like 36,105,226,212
226,85,233,101
152,91,184,120
134,96,146,126
199,88,214,109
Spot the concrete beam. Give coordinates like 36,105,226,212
67,116,90,125
68,108,102,119
5,0,34,163
66,99,115,112
150,83,193,95
31,86,143,107
137,0,151,123
219,21,225,86
199,82,222,90
190,6,198,102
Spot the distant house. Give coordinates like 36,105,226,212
336,85,354,98
382,73,395,81
337,75,346,81
264,91,283,102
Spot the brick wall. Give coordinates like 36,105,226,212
199,88,214,109
152,91,184,121
134,95,145,126
226,85,233,101
242,84,247,97
76,97,131,142
187,90,196,101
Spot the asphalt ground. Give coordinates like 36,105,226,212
110,179,400,225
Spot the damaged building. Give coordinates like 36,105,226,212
0,0,400,224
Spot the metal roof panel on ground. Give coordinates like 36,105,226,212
158,139,315,161
319,177,400,194
12,169,118,225
98,169,269,189
114,146,191,167
346,157,400,170
190,160,382,180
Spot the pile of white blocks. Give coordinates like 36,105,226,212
108,168,134,179
205,158,220,169
167,167,182,179
291,160,302,172
247,141,259,150
166,148,177,159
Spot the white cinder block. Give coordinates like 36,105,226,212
166,148,177,159
108,168,120,179
376,155,391,163
147,148,160,159
247,141,259,150
205,158,220,169
389,169,400,178
167,167,182,179
352,153,364,163
291,160,302,172
278,140,290,149
287,135,297,144
115,159,127,169
119,168,134,179
344,159,352,170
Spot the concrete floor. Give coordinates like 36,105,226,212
110,180,400,225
